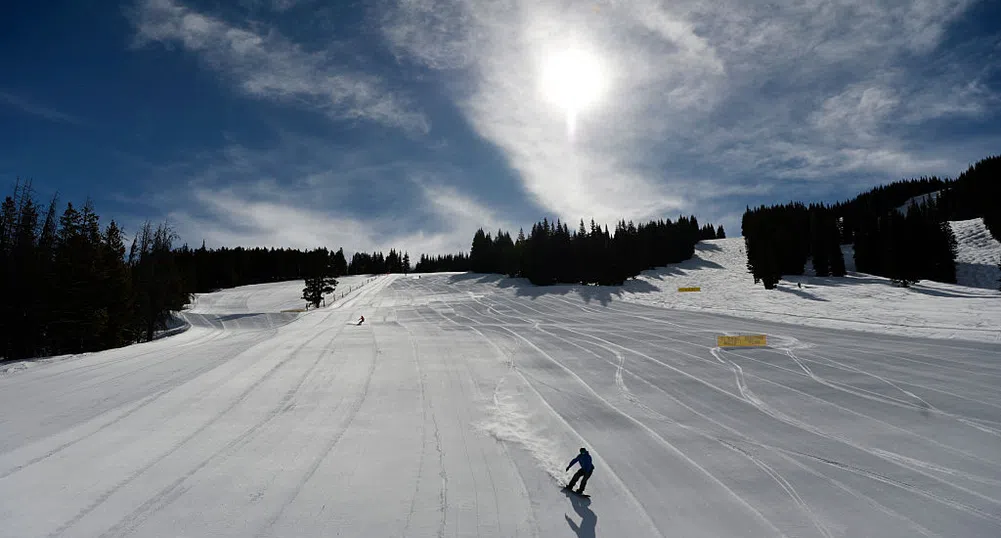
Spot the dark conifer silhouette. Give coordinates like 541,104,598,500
129,220,188,342
413,252,470,272
452,215,717,286
302,275,337,309
741,155,995,288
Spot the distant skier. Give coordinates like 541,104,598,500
565,447,594,495
356,315,365,326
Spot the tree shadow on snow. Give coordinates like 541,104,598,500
640,257,725,280
797,271,999,296
445,272,492,284
696,242,723,252
905,284,997,299
216,313,266,322
563,489,597,538
784,274,887,287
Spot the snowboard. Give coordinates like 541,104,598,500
561,486,590,498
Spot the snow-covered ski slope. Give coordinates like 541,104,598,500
615,236,1001,342
185,274,375,314
949,218,1001,290
3,274,1000,537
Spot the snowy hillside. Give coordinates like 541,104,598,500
2,273,1000,538
612,238,1001,342
895,190,940,213
0,275,381,377
949,218,1001,289
185,275,374,315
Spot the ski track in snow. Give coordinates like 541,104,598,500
1,273,1000,537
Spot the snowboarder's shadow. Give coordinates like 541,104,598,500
563,489,597,538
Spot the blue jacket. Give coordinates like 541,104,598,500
567,452,594,472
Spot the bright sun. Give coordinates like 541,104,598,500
540,48,607,114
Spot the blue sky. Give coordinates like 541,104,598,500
1,0,999,255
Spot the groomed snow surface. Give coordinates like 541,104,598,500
949,218,1001,291
2,269,1000,537
610,220,1001,343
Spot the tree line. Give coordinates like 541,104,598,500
0,180,417,361
417,215,723,286
413,253,470,273
742,154,1001,289
742,203,846,289
174,244,349,293
173,244,413,294
0,180,189,361
348,249,410,275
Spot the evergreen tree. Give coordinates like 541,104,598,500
716,225,726,239
3,181,41,359
52,202,92,352
828,216,847,277
413,252,470,272
386,249,400,273
469,228,493,273
332,247,348,276
881,211,921,287
302,275,337,309
810,208,830,277
33,194,60,356
473,214,715,286
926,215,958,284
129,221,188,342
99,220,133,348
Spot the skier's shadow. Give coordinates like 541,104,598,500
563,489,597,538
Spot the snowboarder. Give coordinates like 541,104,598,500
565,447,594,495
356,315,365,326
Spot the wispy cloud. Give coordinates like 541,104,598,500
129,0,429,134
125,133,512,255
165,181,509,256
380,0,996,230
0,91,82,125
117,0,997,250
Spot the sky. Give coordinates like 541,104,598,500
1,0,999,256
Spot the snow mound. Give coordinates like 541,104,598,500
949,218,1001,290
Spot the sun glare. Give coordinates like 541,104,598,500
540,48,606,114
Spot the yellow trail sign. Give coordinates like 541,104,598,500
678,287,701,292
717,334,767,347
